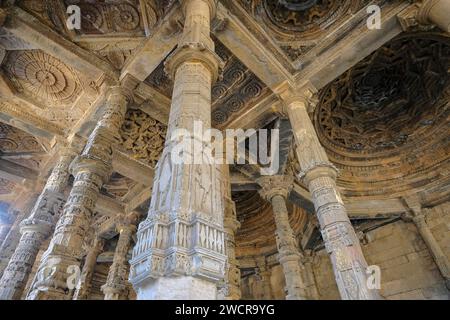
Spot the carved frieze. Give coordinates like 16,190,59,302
119,109,167,169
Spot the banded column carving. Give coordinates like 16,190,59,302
282,90,381,300
217,157,241,300
258,176,307,300
129,0,227,300
403,198,450,289
73,236,104,300
102,222,136,300
0,145,77,300
0,194,39,278
26,86,130,300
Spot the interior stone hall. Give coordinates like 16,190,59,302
0,0,448,300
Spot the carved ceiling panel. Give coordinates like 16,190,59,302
119,108,167,169
18,0,176,38
226,0,372,67
145,39,271,127
313,32,450,199
3,50,83,108
0,123,43,154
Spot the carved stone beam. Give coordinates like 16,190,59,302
291,1,410,92
2,7,118,82
121,4,183,82
214,2,294,92
402,196,450,288
133,81,171,125
0,158,38,182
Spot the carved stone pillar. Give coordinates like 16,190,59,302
129,0,226,300
283,91,381,300
217,159,241,300
26,87,130,300
255,258,272,300
0,194,39,278
403,198,450,289
73,236,104,300
258,176,307,300
102,223,135,300
413,214,450,288
418,0,450,32
0,145,77,300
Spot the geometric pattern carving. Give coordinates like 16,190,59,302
0,123,43,154
236,0,369,62
315,33,450,153
119,109,167,169
313,33,450,198
4,50,82,108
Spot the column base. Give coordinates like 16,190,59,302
135,276,218,300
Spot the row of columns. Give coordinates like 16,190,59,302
0,85,133,300
1,0,449,301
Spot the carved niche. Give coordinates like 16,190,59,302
119,109,167,169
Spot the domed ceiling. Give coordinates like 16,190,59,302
314,33,450,199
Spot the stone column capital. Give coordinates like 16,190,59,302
300,162,339,186
257,176,294,201
279,84,319,115
417,0,450,32
164,44,224,82
181,0,218,20
105,86,134,104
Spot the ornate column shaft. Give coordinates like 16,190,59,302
418,0,450,32
217,155,241,300
0,145,77,300
255,258,272,300
73,236,104,300
258,176,307,300
0,194,39,277
283,92,381,300
102,223,135,300
26,87,130,300
130,0,227,300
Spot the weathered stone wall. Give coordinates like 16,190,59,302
240,202,449,300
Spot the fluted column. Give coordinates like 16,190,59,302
0,145,77,300
418,0,450,32
0,194,39,277
258,176,307,300
26,86,130,300
130,0,226,300
282,90,381,300
217,156,241,300
73,236,104,300
102,223,135,300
